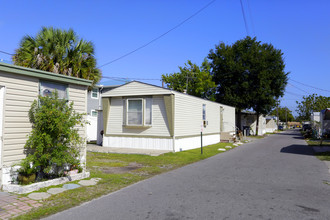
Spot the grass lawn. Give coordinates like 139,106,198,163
14,142,235,220
305,139,330,161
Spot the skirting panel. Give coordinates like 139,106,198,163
103,134,221,152
175,134,220,152
103,136,174,151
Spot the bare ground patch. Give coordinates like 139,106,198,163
101,162,144,174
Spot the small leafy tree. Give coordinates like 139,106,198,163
21,91,85,179
270,106,294,122
296,94,330,121
162,59,216,100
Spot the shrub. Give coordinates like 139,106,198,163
19,91,85,181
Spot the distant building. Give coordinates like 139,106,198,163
86,85,120,143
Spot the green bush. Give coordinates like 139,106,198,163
19,91,85,180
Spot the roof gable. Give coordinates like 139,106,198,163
102,81,173,97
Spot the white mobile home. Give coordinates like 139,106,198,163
320,109,330,137
0,63,91,185
101,81,235,152
265,116,277,133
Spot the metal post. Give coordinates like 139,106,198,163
201,132,203,154
276,101,279,129
286,108,288,128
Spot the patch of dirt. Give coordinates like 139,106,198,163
101,162,144,174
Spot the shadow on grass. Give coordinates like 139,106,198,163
280,144,315,156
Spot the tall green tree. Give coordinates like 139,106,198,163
208,36,289,135
296,94,330,121
162,59,216,100
270,107,294,122
13,27,101,87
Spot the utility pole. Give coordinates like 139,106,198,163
276,101,279,129
286,108,288,128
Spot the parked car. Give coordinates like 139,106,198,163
278,125,284,130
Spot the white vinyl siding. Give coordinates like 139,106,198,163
174,93,220,137
107,96,170,136
0,72,39,165
69,84,87,140
220,104,236,132
0,71,88,166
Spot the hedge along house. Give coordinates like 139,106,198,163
0,62,92,185
101,81,236,152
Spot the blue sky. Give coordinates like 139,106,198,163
1,0,329,116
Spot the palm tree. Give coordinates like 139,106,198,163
13,27,101,87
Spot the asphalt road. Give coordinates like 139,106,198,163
46,130,330,220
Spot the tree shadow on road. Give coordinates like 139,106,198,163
280,144,315,156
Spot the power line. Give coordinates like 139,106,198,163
285,91,304,97
98,0,216,68
0,50,14,56
289,78,330,93
246,0,255,36
287,82,309,94
239,0,250,36
102,76,160,81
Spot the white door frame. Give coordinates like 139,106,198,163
0,86,4,172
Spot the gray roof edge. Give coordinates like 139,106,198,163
0,62,92,86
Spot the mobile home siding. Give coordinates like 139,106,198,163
220,104,236,132
106,95,170,137
0,71,39,165
174,92,220,137
0,72,89,166
69,84,88,139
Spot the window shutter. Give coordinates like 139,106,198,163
123,99,126,125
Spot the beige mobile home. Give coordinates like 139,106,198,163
101,81,235,152
0,63,91,185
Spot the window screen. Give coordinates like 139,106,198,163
145,98,152,125
127,99,143,125
40,81,68,99
91,88,98,98
91,110,98,117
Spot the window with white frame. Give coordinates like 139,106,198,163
91,88,99,99
124,98,152,126
40,81,68,99
91,110,98,117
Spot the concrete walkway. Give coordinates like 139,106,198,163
87,144,171,156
